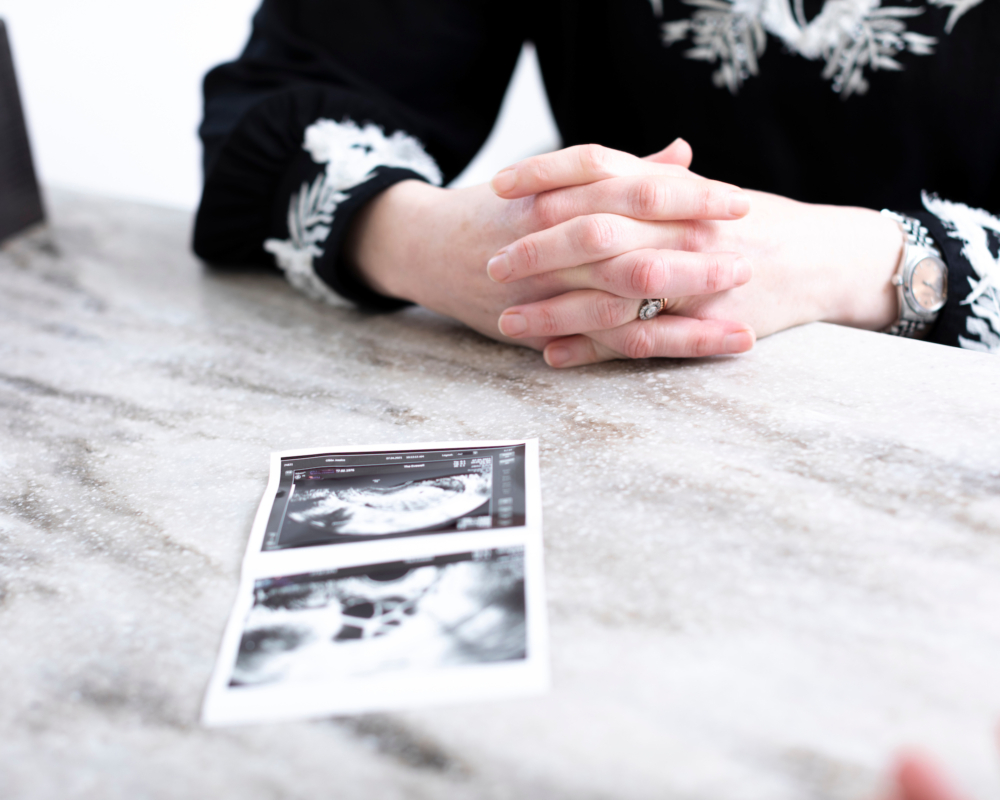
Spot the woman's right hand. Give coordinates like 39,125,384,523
344,143,756,356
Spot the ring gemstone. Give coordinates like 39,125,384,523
638,299,665,321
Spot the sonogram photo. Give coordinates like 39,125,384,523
285,470,492,536
230,548,527,688
262,445,528,549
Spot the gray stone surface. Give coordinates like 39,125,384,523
2,190,1000,800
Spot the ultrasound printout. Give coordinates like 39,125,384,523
202,440,546,725
231,549,527,688
263,445,526,549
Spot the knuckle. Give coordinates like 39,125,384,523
622,325,657,360
679,221,708,253
529,193,560,229
527,156,553,187
628,251,668,297
628,178,666,219
685,329,716,358
579,215,618,256
703,255,725,293
536,305,562,337
698,186,714,217
592,295,627,330
580,144,613,176
513,236,542,273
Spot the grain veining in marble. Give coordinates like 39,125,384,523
1,191,999,799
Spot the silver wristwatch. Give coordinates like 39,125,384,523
880,210,948,339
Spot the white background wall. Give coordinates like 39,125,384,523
0,1,560,209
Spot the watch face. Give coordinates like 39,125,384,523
910,257,948,312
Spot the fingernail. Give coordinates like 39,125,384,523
499,311,528,336
544,346,572,368
733,257,753,285
728,192,750,217
487,251,511,282
723,330,755,354
490,168,517,195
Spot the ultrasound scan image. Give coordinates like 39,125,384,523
263,447,526,550
230,549,526,688
286,471,491,537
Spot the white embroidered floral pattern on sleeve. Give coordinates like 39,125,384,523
654,0,977,97
929,0,985,31
923,191,1000,353
264,119,442,304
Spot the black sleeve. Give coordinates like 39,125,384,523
193,0,527,310
914,193,1000,352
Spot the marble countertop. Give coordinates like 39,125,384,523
2,190,999,800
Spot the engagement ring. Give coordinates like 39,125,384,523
638,299,666,321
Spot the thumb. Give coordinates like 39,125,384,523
645,137,693,168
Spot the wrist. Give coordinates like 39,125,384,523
344,179,441,303
821,206,903,331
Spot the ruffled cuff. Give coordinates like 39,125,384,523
265,151,429,311
194,87,442,311
914,192,1000,352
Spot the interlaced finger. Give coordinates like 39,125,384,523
498,290,640,338
581,249,751,299
644,138,693,168
527,174,749,230
541,316,756,367
487,214,654,283
488,213,738,284
499,251,752,338
490,144,693,199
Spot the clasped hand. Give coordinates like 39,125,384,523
348,141,902,366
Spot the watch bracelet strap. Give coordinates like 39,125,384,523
880,210,941,339
884,317,929,338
